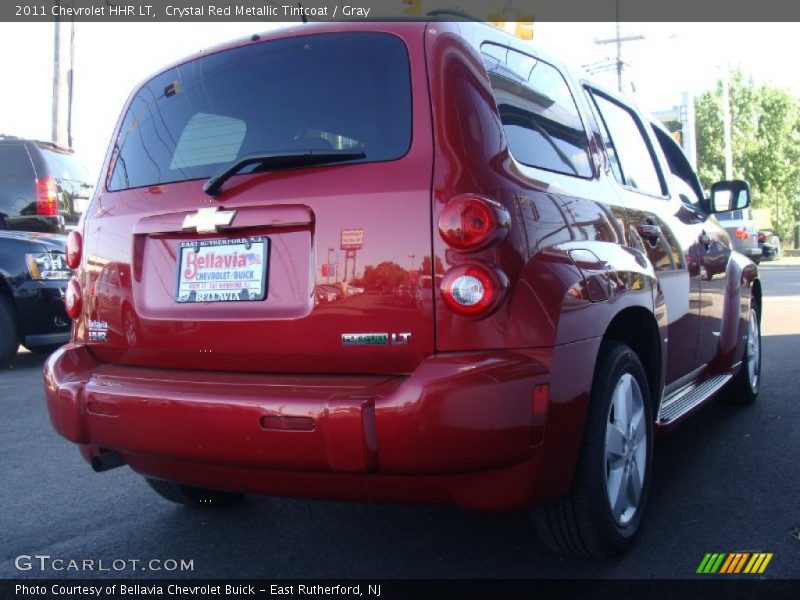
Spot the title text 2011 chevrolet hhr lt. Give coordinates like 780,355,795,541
45,21,761,557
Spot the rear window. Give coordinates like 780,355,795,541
481,43,592,178
38,146,90,183
717,210,743,221
108,32,412,191
0,144,33,179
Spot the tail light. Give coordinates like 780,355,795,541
440,263,508,317
66,230,82,269
438,195,510,252
35,178,59,216
735,228,749,241
757,232,766,243
65,277,82,319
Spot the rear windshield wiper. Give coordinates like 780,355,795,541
203,150,366,197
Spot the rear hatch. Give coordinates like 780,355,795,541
718,209,759,254
80,25,435,375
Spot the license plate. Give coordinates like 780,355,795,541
175,236,269,303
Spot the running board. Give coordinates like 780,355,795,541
657,373,732,424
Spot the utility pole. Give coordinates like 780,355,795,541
721,72,733,180
67,18,75,148
681,91,697,169
593,0,645,93
51,1,73,147
614,5,622,92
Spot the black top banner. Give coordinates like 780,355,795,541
4,0,800,22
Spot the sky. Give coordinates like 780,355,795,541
0,21,798,182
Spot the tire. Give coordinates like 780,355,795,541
0,294,20,369
720,304,761,405
145,477,244,508
533,341,654,557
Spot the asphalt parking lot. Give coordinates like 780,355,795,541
1,266,798,580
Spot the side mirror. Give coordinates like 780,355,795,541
710,180,751,213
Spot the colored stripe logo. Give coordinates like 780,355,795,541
697,552,773,574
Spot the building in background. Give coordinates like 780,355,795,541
653,91,697,169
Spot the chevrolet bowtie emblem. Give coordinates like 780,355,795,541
182,207,236,234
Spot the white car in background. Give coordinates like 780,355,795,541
716,207,763,263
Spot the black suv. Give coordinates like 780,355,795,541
0,230,73,367
0,135,93,233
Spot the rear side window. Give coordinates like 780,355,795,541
108,32,412,191
651,126,704,208
717,210,742,221
38,146,90,183
589,93,666,197
0,144,34,179
481,43,592,178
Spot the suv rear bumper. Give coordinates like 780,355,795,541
44,340,598,510
15,280,71,349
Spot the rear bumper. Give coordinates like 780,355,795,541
14,280,71,348
759,244,778,259
742,247,763,259
44,340,599,510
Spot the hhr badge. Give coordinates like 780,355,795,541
182,207,237,234
342,333,411,346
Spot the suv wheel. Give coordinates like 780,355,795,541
720,304,761,405
0,294,19,369
145,477,244,508
533,341,653,557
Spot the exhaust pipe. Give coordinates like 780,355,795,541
91,451,125,473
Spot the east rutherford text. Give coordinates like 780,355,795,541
166,5,372,18
272,584,379,596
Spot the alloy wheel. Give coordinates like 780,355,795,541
746,308,760,393
604,373,647,526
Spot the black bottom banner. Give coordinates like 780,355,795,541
3,580,800,600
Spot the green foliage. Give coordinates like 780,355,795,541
695,70,800,244
360,261,410,291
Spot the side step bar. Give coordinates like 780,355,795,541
657,373,732,425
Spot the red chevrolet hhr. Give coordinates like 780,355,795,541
45,20,761,557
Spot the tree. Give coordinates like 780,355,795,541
360,261,410,292
419,255,445,275
695,70,800,244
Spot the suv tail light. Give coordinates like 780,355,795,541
66,230,82,269
735,227,749,240
438,195,510,252
35,178,59,216
440,263,508,317
65,277,82,319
